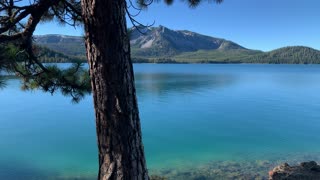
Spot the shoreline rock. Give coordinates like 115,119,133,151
269,161,320,180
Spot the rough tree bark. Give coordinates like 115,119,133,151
80,0,149,179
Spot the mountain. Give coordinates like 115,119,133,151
34,25,249,59
130,25,247,58
35,35,86,58
33,26,320,64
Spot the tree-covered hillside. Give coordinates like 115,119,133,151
166,46,320,64
21,45,320,64
171,49,263,63
36,46,85,63
246,46,320,64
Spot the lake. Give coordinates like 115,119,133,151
1,64,320,179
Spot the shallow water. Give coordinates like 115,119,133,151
1,64,320,179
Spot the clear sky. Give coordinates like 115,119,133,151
34,0,320,51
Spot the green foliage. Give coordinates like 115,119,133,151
0,0,86,102
0,43,91,102
20,63,91,103
0,46,6,88
40,0,82,26
0,43,22,88
136,0,223,7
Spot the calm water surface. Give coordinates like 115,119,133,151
1,64,320,179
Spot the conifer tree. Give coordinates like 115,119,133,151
0,0,223,179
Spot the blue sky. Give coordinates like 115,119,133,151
34,0,320,51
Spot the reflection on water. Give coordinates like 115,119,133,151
1,64,320,179
135,73,236,97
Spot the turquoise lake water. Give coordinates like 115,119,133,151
1,64,320,179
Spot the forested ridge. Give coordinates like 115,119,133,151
36,46,85,63
39,46,320,64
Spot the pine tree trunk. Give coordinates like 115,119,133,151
80,0,149,179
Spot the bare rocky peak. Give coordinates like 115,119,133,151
34,34,84,44
130,25,246,52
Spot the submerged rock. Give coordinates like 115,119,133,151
150,175,167,180
269,161,320,180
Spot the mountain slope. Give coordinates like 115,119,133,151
130,25,246,57
35,25,247,58
34,26,320,64
35,35,86,57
